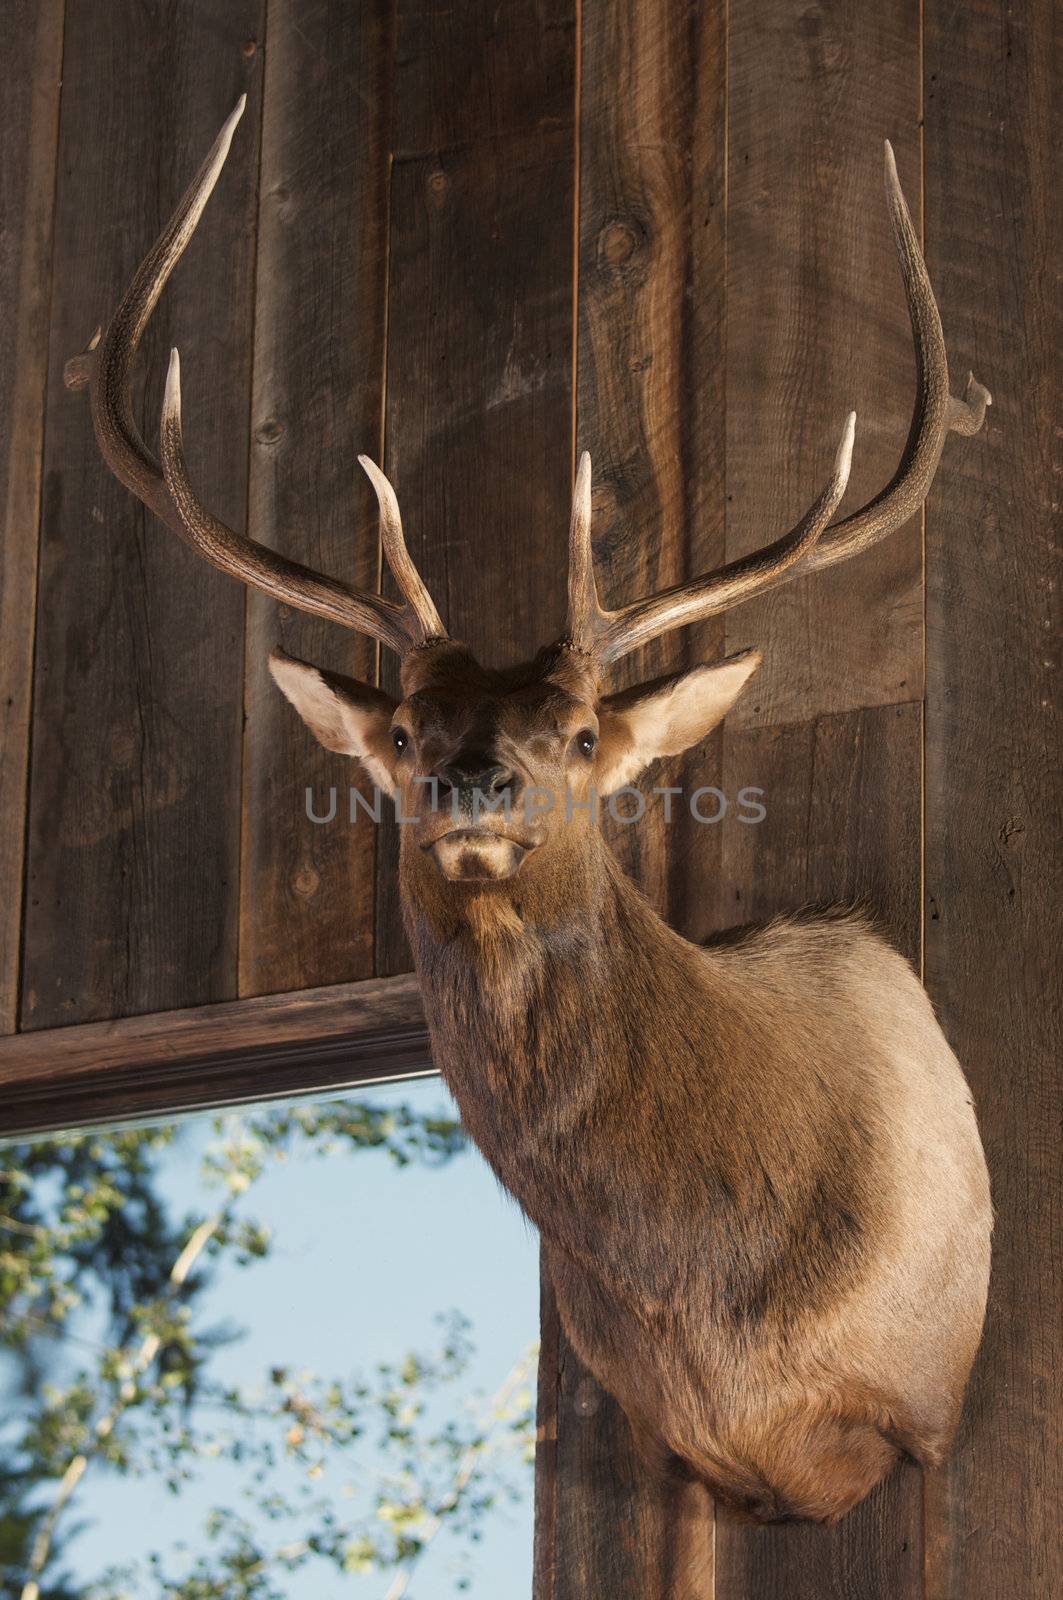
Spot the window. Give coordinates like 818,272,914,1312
1,1076,538,1598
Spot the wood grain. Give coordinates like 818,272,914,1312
713,703,924,1600
577,0,728,927
0,1,63,1032
922,1,1062,1594
554,1335,714,1600
373,0,576,975
714,15,930,1582
239,0,392,998
0,969,429,1137
708,704,922,949
543,3,726,1593
20,5,262,1029
533,1264,561,1600
724,0,925,729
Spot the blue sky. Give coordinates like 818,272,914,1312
4,1077,540,1598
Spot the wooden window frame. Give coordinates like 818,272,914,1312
0,972,561,1594
0,973,564,1595
0,972,433,1137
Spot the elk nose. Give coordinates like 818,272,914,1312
434,758,515,804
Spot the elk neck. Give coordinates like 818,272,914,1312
397,823,724,1206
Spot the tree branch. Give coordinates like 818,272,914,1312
381,1345,537,1600
19,1208,226,1600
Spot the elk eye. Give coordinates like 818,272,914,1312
575,728,597,758
391,727,409,753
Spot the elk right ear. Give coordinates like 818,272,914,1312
594,650,762,792
268,649,399,791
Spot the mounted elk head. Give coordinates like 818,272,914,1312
68,99,992,1524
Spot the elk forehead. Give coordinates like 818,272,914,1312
398,639,598,698
396,640,600,757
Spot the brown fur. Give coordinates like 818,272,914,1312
274,639,992,1523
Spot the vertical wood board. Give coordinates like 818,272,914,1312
240,0,392,997
923,1,1062,1594
21,4,262,1027
724,0,925,729
374,0,577,975
0,0,64,1032
544,4,726,1594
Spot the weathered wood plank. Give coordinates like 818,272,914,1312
21,6,262,1028
713,6,929,1590
0,1,64,1033
724,0,925,729
239,1,392,998
708,704,922,948
922,1,1062,1594
712,703,924,1600
576,0,728,925
0,969,424,1087
533,1264,561,1600
373,0,576,975
0,968,423,1085
0,969,429,1137
554,1338,714,1599
544,3,726,1594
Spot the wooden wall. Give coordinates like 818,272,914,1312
1,2,1058,1596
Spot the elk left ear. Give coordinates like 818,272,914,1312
595,650,762,792
268,648,399,791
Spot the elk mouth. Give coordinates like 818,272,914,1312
425,827,534,883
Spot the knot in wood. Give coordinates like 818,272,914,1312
292,864,320,900
255,417,285,446
599,219,639,266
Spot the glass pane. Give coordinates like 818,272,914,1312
0,1077,538,1598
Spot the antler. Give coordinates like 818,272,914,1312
65,97,446,657
568,141,990,668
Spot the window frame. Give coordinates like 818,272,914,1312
0,971,433,1138
2,970,568,1598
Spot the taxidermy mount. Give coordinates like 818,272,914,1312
67,98,992,1522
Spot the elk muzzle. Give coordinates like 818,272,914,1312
428,829,532,882
421,755,536,880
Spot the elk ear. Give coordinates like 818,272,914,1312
268,648,399,791
595,650,762,792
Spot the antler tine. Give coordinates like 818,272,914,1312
566,451,598,650
570,143,988,668
65,95,249,517
787,140,990,583
159,351,408,650
358,457,447,642
568,415,856,666
67,99,446,657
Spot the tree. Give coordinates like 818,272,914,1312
0,1096,536,1598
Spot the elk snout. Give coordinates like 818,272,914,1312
433,756,516,811
425,752,532,882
